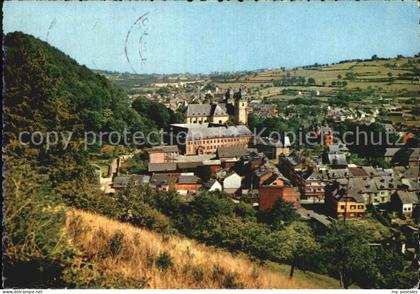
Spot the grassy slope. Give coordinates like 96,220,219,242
65,209,343,289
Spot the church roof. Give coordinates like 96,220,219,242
212,104,227,117
185,104,229,118
175,124,253,140
185,104,212,117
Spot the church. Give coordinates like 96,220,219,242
184,89,248,125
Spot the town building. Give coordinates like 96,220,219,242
203,178,222,192
184,104,229,124
303,170,325,201
390,147,419,168
325,179,366,220
148,162,177,173
183,89,248,125
222,172,242,195
259,176,301,209
196,159,222,180
328,143,349,155
112,175,150,191
145,145,179,163
234,91,248,125
254,136,290,159
149,174,176,192
217,146,253,161
253,165,276,189
348,167,369,178
391,191,419,218
170,123,253,155
372,171,398,204
176,174,201,195
325,153,348,168
316,126,334,145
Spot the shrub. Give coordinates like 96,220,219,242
156,251,173,271
211,265,243,289
110,231,124,257
223,272,243,289
192,267,204,282
211,265,225,283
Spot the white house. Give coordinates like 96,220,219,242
223,172,242,194
391,191,419,217
203,179,222,192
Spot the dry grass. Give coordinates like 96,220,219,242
65,208,328,289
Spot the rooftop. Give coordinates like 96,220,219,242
147,145,179,153
394,191,419,204
113,175,150,188
217,146,250,159
184,103,229,118
178,175,200,184
171,123,253,140
348,167,369,177
148,162,177,172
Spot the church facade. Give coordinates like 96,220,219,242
170,123,253,155
184,89,248,125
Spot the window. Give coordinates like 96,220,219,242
340,205,345,209
350,205,356,210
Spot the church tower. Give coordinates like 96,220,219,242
225,88,234,105
234,90,248,125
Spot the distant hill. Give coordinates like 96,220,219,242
92,70,160,93
66,208,343,289
212,54,419,103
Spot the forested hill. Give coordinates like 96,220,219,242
3,32,168,287
4,31,157,138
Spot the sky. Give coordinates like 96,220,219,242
3,1,420,74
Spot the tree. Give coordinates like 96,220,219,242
4,33,95,197
342,81,348,87
119,153,148,174
345,71,356,80
337,74,342,80
322,223,378,289
374,246,418,288
196,216,273,258
307,78,316,86
273,222,319,278
3,156,73,287
112,184,175,234
132,96,171,129
258,198,299,230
